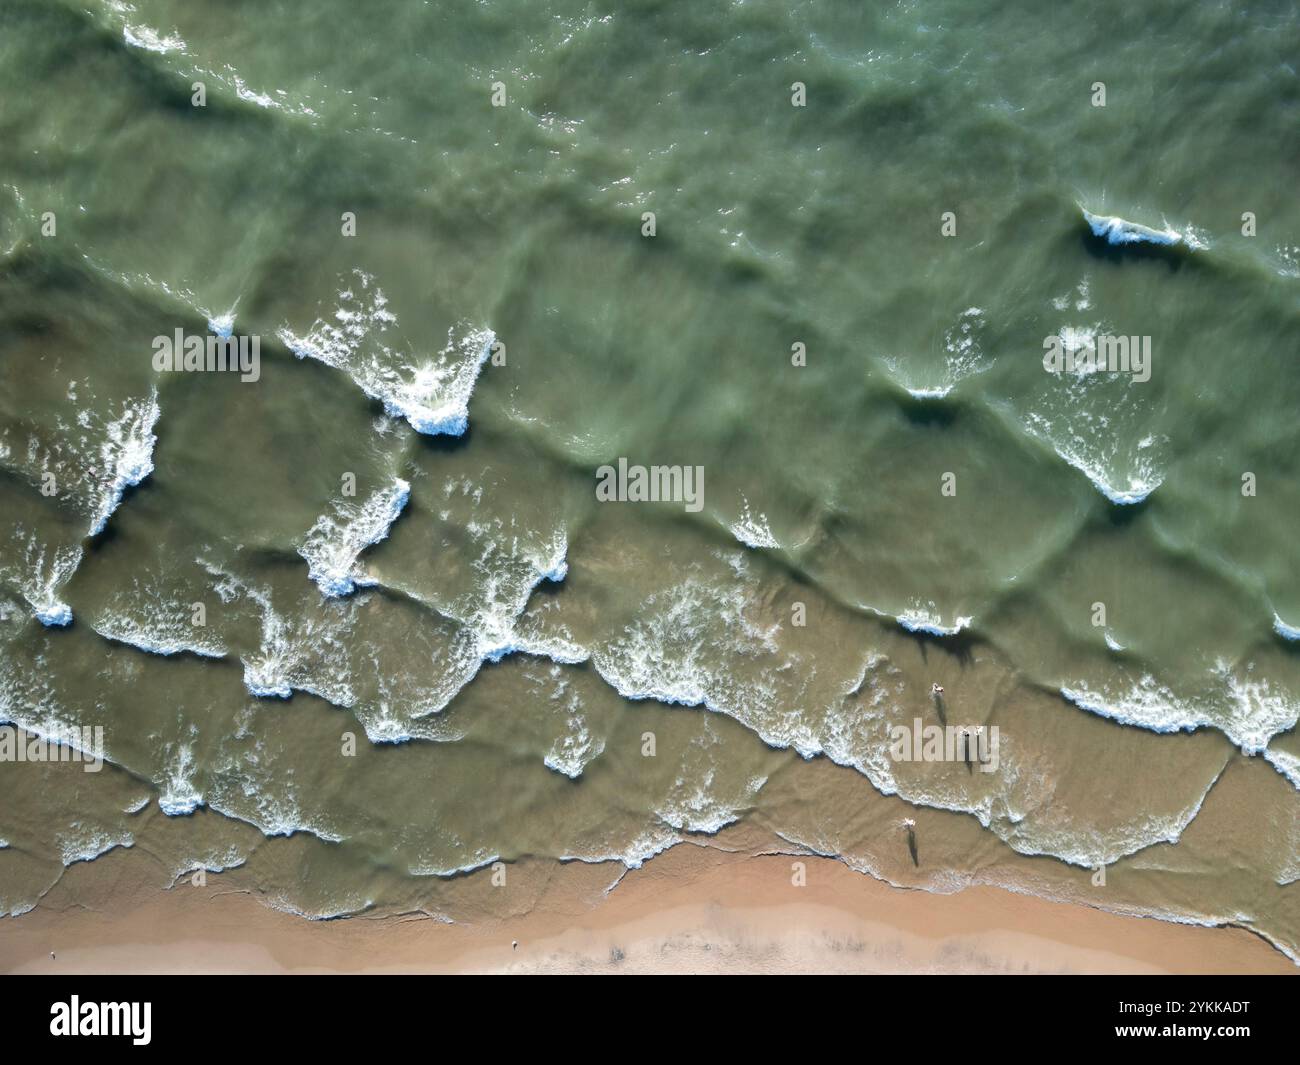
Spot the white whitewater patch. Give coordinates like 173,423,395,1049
0,717,109,781
158,740,203,816
543,718,601,778
353,525,586,746
448,525,587,668
1052,277,1092,312
207,312,235,338
1081,207,1183,247
168,847,247,887
6,532,81,626
843,652,886,698
408,853,501,879
656,732,769,834
212,799,345,844
1025,333,1166,505
884,307,989,398
240,598,357,706
210,70,319,118
471,576,587,666
589,551,830,757
529,664,605,779
656,780,743,835
593,565,782,713
942,306,990,378
531,528,570,584
108,1,187,54
201,559,358,706
358,711,436,746
1264,747,1300,791
107,0,185,54
559,826,682,872
1055,446,1163,505
1061,681,1203,736
352,618,481,744
231,75,276,110
1061,662,1300,756
122,23,186,54
88,389,160,536
1272,613,1300,641
279,272,494,436
91,615,226,659
33,602,72,626
0,657,116,774
875,601,972,637
376,324,494,436
266,896,372,921
1217,664,1300,755
1181,225,1211,252
1276,244,1300,279
89,569,228,658
299,478,411,597
1055,324,1102,376
57,825,133,867
207,732,346,844
729,495,778,549
108,1,322,119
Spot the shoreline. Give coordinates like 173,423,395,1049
1,839,1293,975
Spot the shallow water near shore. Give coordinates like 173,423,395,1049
0,0,1297,962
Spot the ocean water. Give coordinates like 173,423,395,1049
0,0,1297,959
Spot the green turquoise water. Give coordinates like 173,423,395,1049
0,0,1297,960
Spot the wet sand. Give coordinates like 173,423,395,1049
1,838,1292,974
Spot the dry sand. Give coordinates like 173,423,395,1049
0,837,1292,974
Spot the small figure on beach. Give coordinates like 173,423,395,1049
50,951,55,960
512,940,518,950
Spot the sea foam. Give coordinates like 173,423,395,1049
88,389,161,536
278,272,494,437
1081,207,1182,247
1272,613,1300,641
299,478,411,597
1061,663,1299,756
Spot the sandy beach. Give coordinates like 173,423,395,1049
1,835,1292,975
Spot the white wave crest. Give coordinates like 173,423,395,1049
1081,207,1182,247
278,272,493,436
88,389,160,536
299,478,410,597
